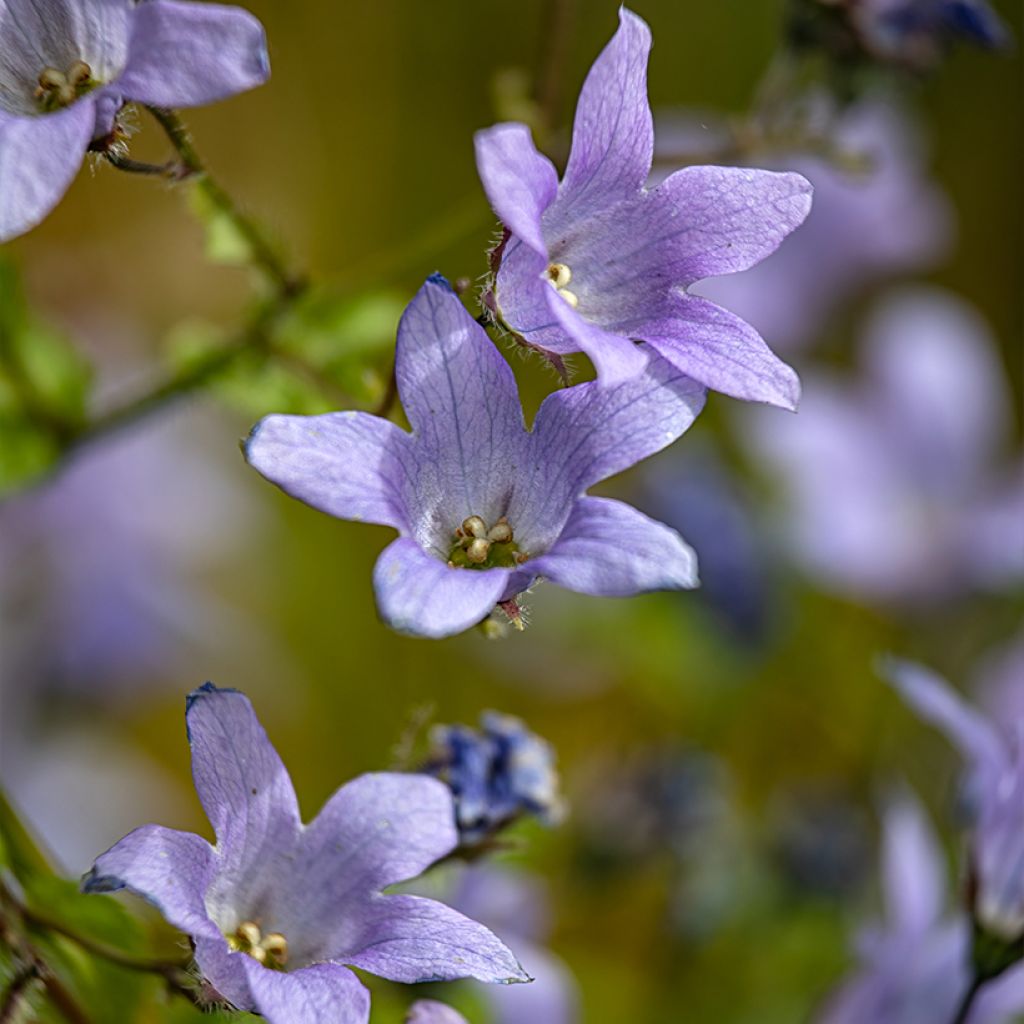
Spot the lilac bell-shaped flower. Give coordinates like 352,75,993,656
885,659,1024,944
0,0,269,241
83,684,527,1024
246,274,705,639
474,8,812,406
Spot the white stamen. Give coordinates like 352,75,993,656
547,262,572,289
558,288,579,309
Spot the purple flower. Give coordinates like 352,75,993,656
885,659,1024,943
451,867,579,1024
0,0,269,241
819,795,1024,1024
407,1002,469,1024
853,0,1012,64
744,287,1024,604
473,8,812,407
245,274,704,639
83,684,527,1024
688,100,952,352
425,712,564,845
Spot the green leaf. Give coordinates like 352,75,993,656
0,257,91,494
187,180,254,266
164,288,401,419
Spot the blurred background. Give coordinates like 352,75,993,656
1,1,1022,1021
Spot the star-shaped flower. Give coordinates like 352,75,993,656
245,274,704,639
474,8,812,407
83,684,526,1024
821,795,1024,1024
885,659,1024,944
0,0,269,241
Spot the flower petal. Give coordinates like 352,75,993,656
373,537,511,639
245,411,414,531
271,773,458,963
408,1001,470,1024
0,100,93,242
241,958,370,1024
635,294,801,409
554,8,653,224
82,824,217,936
630,166,812,284
118,0,269,108
396,275,527,541
544,282,650,385
880,797,946,936
881,658,1008,783
511,353,704,551
475,123,558,255
529,496,698,597
184,683,302,923
344,894,528,984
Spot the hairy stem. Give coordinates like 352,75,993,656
145,105,303,297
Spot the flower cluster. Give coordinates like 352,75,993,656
424,711,565,845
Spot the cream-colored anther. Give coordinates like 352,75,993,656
487,520,513,544
237,921,262,947
558,289,579,309
262,932,289,966
462,515,487,539
547,263,572,289
67,60,92,85
37,67,65,90
466,538,491,564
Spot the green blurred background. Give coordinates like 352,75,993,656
1,2,1022,1022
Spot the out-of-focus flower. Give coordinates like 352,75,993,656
745,287,1024,604
0,0,269,241
852,0,1011,67
425,712,565,846
687,102,952,352
820,796,1007,1023
474,8,811,406
407,1002,469,1024
84,684,527,1024
789,0,1011,76
451,867,579,1024
886,660,1024,943
0,412,255,713
976,634,1024,730
246,275,704,639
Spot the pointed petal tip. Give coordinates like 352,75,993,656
425,271,455,293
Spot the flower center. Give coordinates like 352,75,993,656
226,920,289,970
34,61,97,113
545,263,579,310
447,515,528,570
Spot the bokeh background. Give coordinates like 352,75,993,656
1,2,1022,1021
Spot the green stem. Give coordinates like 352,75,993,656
950,973,985,1024
145,106,303,297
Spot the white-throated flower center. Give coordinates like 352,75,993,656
226,920,289,970
34,60,97,113
448,515,528,570
545,263,579,310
